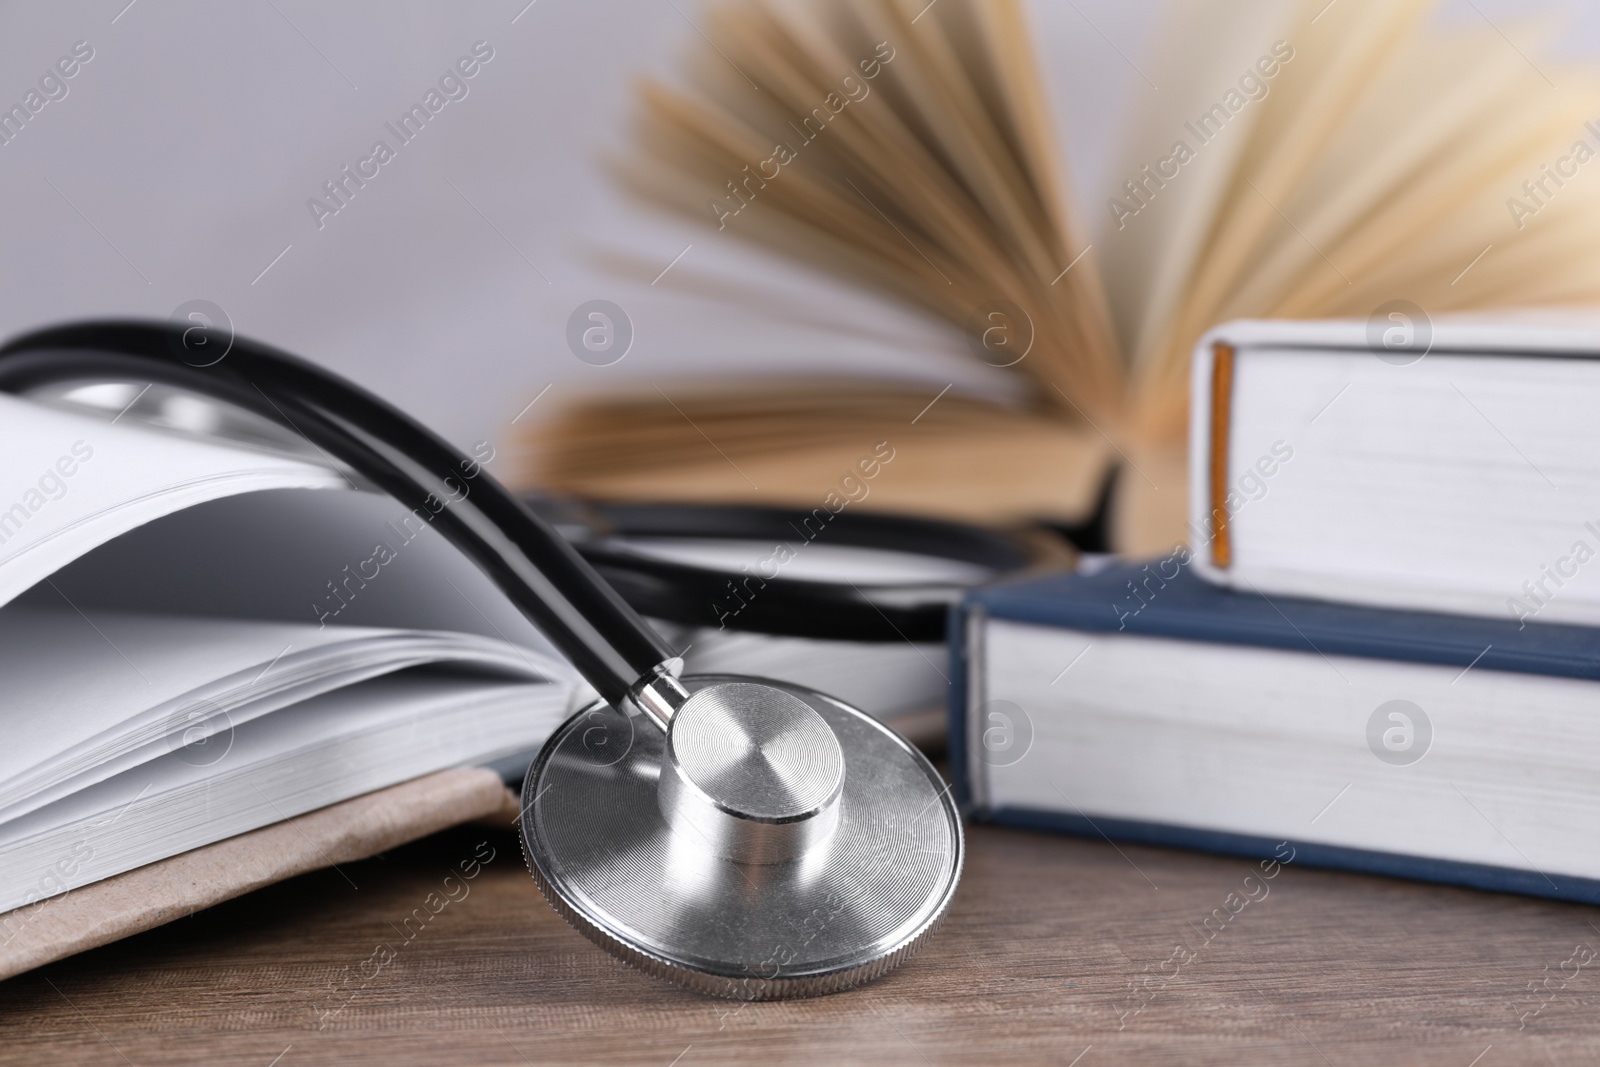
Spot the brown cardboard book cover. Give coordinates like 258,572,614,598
0,769,518,983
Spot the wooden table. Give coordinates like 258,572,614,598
3,816,1598,1065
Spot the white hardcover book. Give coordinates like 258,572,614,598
1189,314,1600,626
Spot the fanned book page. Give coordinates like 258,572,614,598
0,393,345,607
0,610,562,825
0,664,566,916
520,0,1600,553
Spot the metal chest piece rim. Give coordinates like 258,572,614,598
519,674,964,999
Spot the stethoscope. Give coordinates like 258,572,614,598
0,320,963,1000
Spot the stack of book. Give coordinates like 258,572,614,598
956,316,1600,903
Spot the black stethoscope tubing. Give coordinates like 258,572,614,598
546,500,1040,643
0,319,675,712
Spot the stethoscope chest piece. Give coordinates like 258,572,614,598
520,675,963,999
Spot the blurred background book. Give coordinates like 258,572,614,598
528,0,1600,554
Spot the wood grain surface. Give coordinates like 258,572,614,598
3,816,1599,1066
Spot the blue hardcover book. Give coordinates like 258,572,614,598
953,560,1600,905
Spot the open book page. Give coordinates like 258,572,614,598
1249,16,1600,317
522,0,1122,525
530,382,1111,523
625,0,1120,408
0,608,569,824
0,395,345,609
22,487,557,654
1094,0,1293,386
0,673,569,914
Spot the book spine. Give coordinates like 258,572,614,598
1207,341,1236,569
948,598,979,817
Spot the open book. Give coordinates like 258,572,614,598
519,0,1600,554
0,391,578,928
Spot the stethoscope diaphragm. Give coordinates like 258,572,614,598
521,675,962,999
